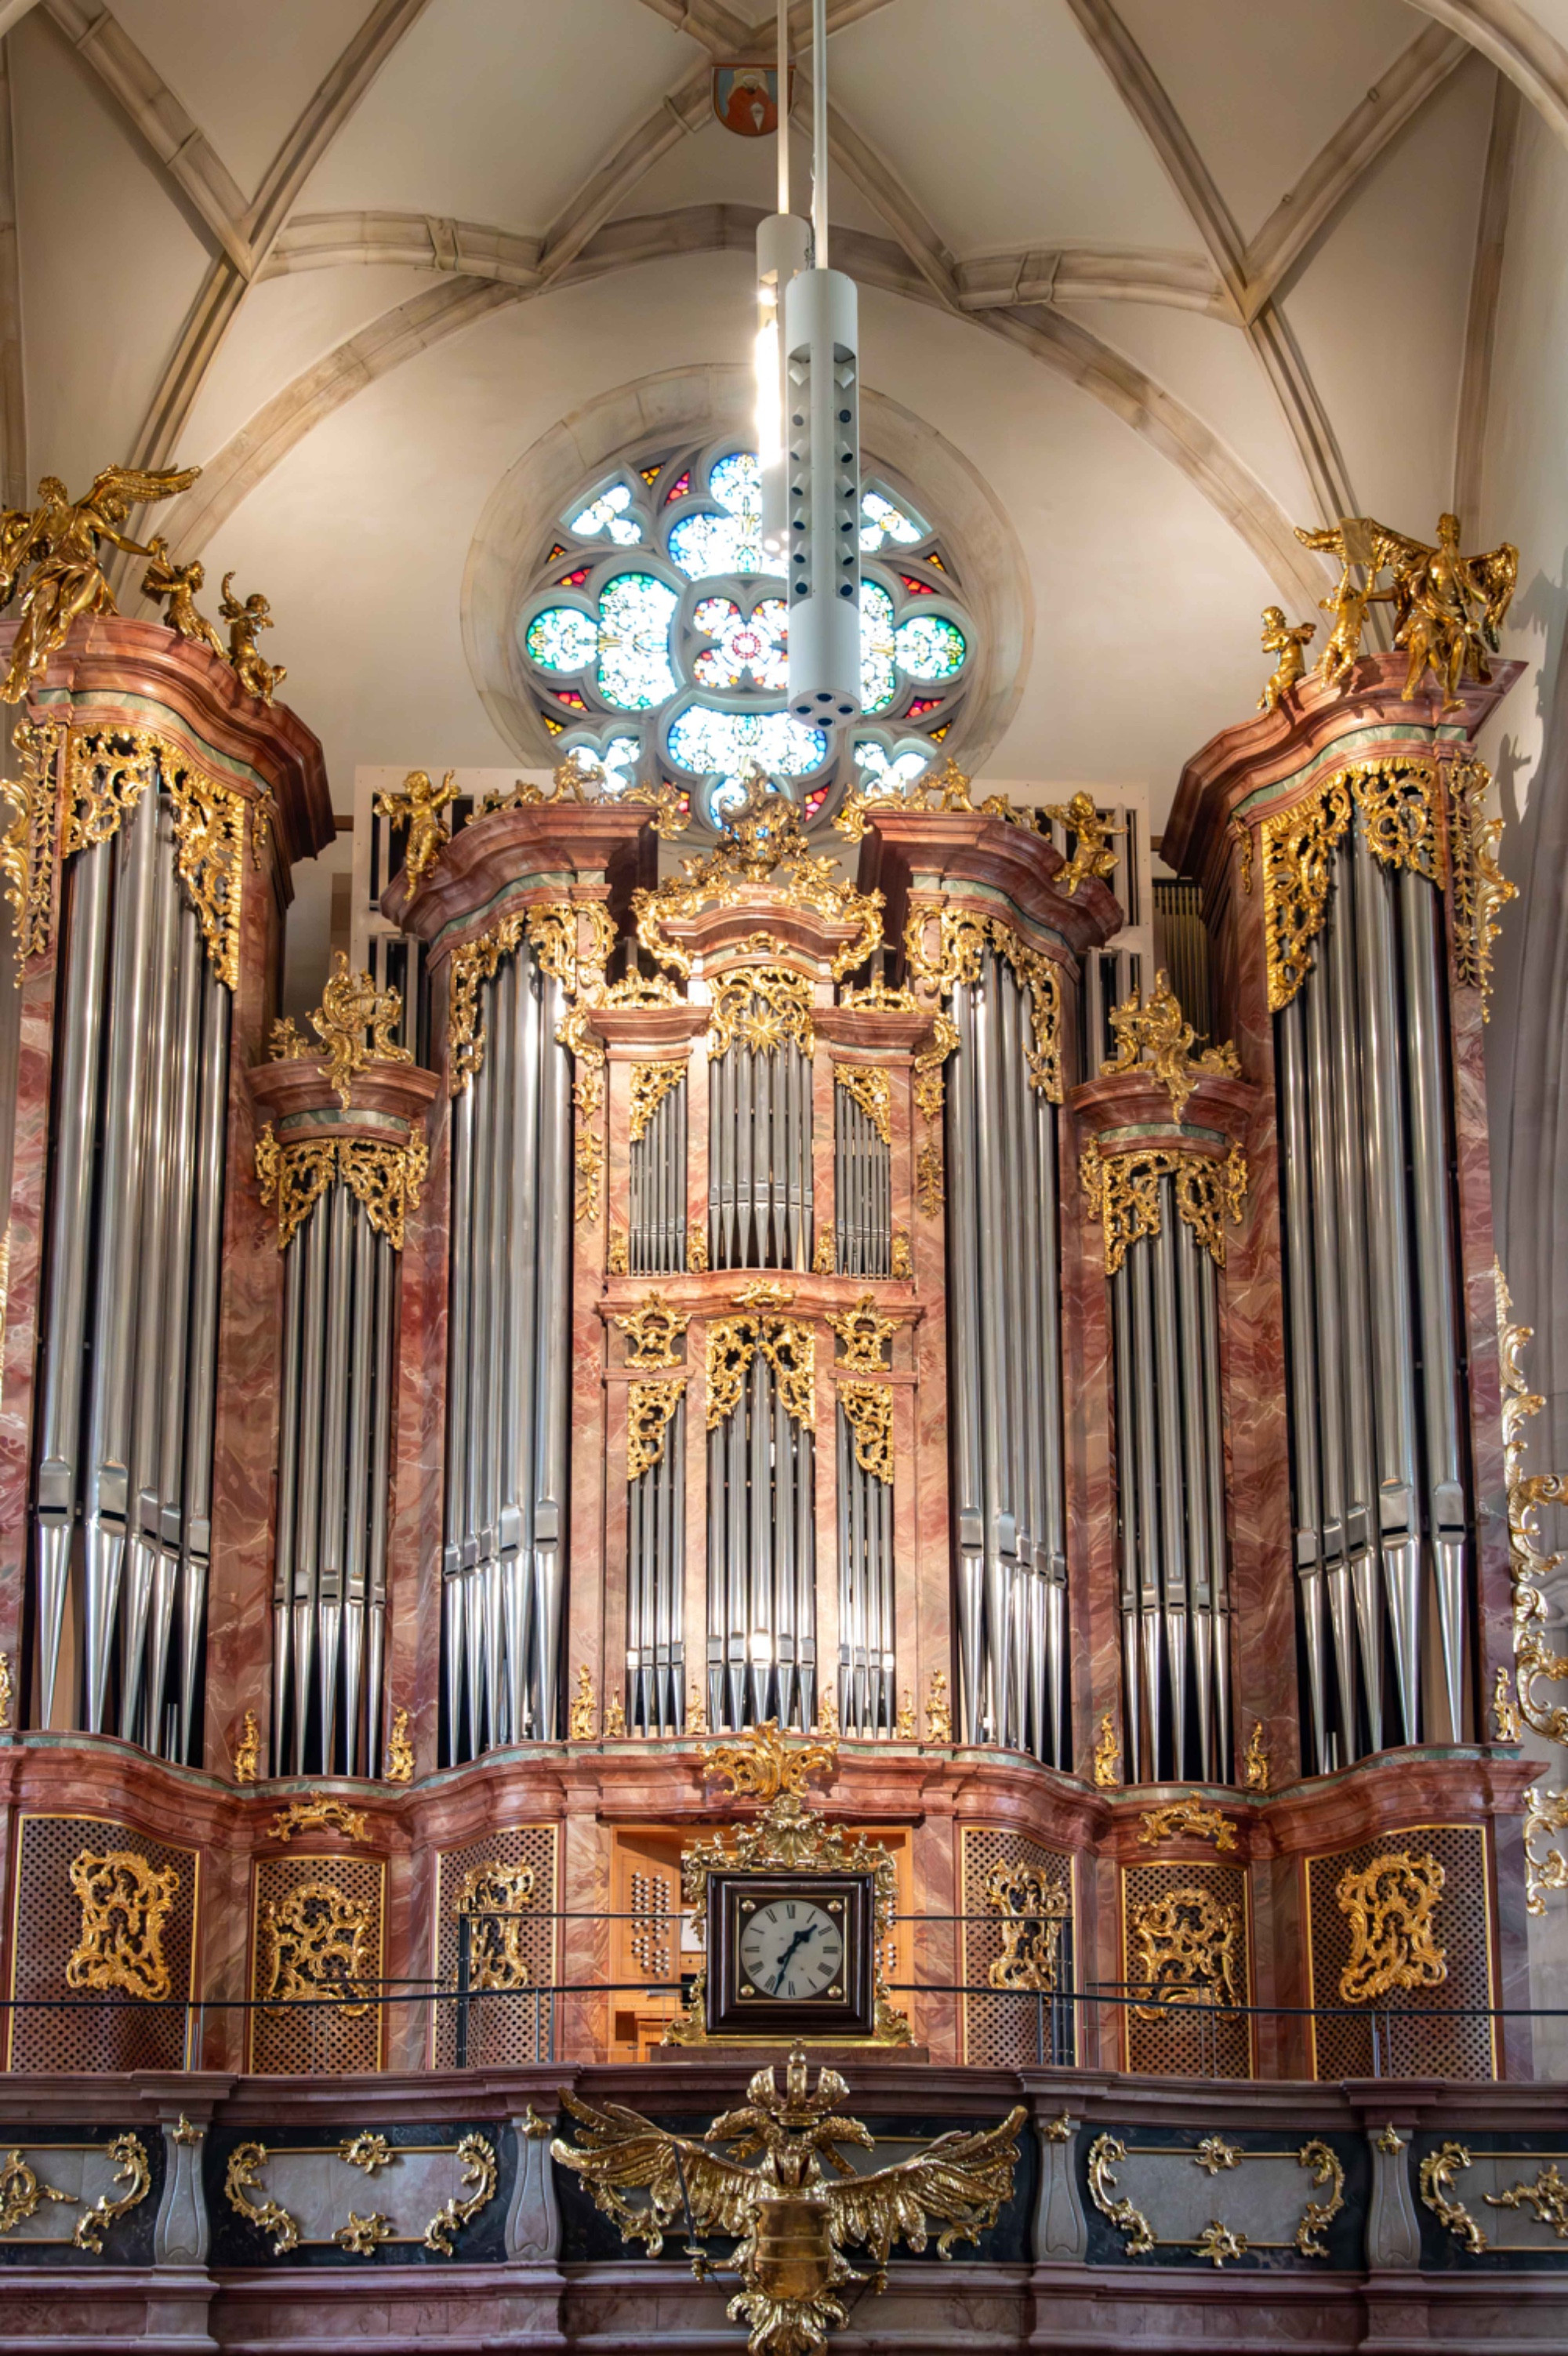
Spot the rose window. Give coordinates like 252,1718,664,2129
517,439,975,831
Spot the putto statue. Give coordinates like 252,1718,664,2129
140,535,226,659
0,463,198,701
553,2046,1022,2356
1295,513,1517,708
220,572,286,703
1257,605,1315,712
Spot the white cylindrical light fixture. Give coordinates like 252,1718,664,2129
784,263,861,724
757,211,810,561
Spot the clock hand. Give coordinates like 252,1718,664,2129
769,1923,820,1995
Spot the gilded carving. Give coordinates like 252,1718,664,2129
72,2133,151,2254
0,1646,12,1732
1448,756,1514,1016
1258,759,1461,1010
383,1707,414,1784
1040,790,1120,894
688,1220,710,1272
255,1125,335,1254
924,1668,953,1744
1091,1711,1120,1788
833,1062,890,1144
614,1293,688,1368
1295,512,1516,709
666,1724,910,2049
1495,1260,1568,1750
299,949,412,1108
1523,1787,1568,1918
339,2132,394,2173
1086,2133,1154,2255
707,964,816,1061
895,1690,915,1738
140,535,225,655
334,2209,393,2256
912,1009,956,1125
1129,1886,1243,2017
890,1231,913,1280
267,1796,370,1843
0,2149,75,2234
219,573,286,703
1195,2135,1241,2174
1103,971,1240,1123
423,2133,499,2255
826,1293,894,1372
838,1381,893,1484
607,1228,628,1275
373,768,457,902
687,1679,708,1733
554,2047,1018,2356
706,1312,814,1430
568,1665,597,1741
0,465,198,702
234,1708,260,1784
0,717,62,975
1258,606,1316,711
915,1138,944,1217
1334,1850,1447,2003
256,1129,426,1254
575,1120,604,1224
1493,1664,1521,1743
225,2142,301,2255
1485,2162,1568,2238
635,763,881,985
1418,2141,1487,2253
628,1378,684,1479
905,908,1062,1101
66,1850,179,2002
456,1862,539,1991
63,728,245,986
985,1863,1069,1991
812,1228,836,1275
1243,1722,1271,1792
629,1058,685,1142
1137,1798,1238,1854
447,910,526,1094
1082,1138,1246,1274
604,1694,628,1737
260,1881,373,2015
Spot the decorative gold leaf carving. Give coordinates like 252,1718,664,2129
699,1718,837,1805
1087,2134,1155,2254
1419,2141,1487,2252
833,1062,890,1143
1137,1799,1238,1854
568,1665,597,1741
838,1380,893,1483
1259,759,1455,1011
1494,1259,1568,1753
905,909,1062,1100
333,2209,394,2255
614,1293,688,1369
383,1707,414,1784
1103,970,1240,1122
456,1864,538,1991
0,717,61,975
985,1863,1069,1991
225,2140,299,2254
706,1313,814,1431
925,1668,953,1744
1334,1850,1446,2003
72,2133,150,2254
1081,1138,1247,1274
423,2133,499,2255
826,1293,894,1372
255,1128,427,1254
1448,756,1514,1017
1484,2162,1568,2238
628,1378,683,1480
297,949,412,1108
1243,1722,1271,1791
916,1139,943,1218
1129,1886,1243,2017
63,728,245,986
707,964,815,1060
66,1850,178,2002
0,2149,75,2234
629,1058,685,1142
1091,1711,1120,1787
372,768,457,903
1523,1787,1568,1918
234,1709,260,1784
266,1796,370,1843
260,1881,372,2016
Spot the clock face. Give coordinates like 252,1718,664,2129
738,1897,844,2002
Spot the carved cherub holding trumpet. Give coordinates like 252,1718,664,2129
1257,606,1316,712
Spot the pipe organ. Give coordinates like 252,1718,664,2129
0,612,1538,2101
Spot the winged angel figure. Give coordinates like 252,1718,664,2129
1295,512,1516,708
0,464,199,702
553,2046,1023,2356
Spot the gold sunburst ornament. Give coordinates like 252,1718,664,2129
553,2047,1022,2356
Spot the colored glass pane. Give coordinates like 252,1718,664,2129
894,612,967,681
527,606,598,672
858,580,898,714
568,483,642,546
859,488,925,552
596,573,680,710
693,595,789,690
669,450,780,579
667,705,828,788
855,739,931,796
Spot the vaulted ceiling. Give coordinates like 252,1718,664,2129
2,0,1564,825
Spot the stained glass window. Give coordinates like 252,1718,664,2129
516,439,973,830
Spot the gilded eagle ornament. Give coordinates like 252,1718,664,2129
551,2046,1023,2356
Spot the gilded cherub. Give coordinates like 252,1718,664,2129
1257,606,1315,712
0,463,199,702
373,768,458,901
141,536,226,658
1294,513,1517,708
220,572,286,703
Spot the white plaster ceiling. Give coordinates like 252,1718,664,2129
0,0,1548,898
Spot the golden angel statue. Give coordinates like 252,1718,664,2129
220,572,286,703
0,463,199,702
1257,606,1315,713
373,768,458,902
1295,513,1517,708
140,536,226,659
553,2048,1023,2356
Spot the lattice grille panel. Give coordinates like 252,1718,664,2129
433,1824,559,2068
1305,1822,1494,2082
1120,1858,1253,2078
960,1826,1074,2067
249,1853,385,2073
7,1815,197,2072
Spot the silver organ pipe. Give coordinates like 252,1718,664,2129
270,1171,396,1777
31,755,230,1760
630,1067,687,1274
706,976,813,1270
706,1337,815,1733
1277,812,1474,1770
946,948,1069,1763
626,1391,684,1734
443,943,572,1760
1107,1169,1233,1783
833,1072,891,1278
837,1396,894,1733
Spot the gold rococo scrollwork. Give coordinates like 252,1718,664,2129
833,1062,891,1143
1334,1850,1447,2003
985,1862,1069,1991
1129,1886,1243,2017
64,727,245,989
707,1313,814,1431
1419,2142,1488,2253
66,1850,179,2002
260,1880,374,2016
629,1058,686,1142
292,949,412,1108
254,1124,427,1253
628,1378,684,1480
837,1381,893,1484
1137,1799,1238,1854
905,907,1063,1102
1495,1260,1568,1758
266,1796,370,1843
73,2134,151,2254
707,964,815,1061
0,717,62,976
1524,1787,1568,1918
614,1292,688,1368
826,1292,894,1372
1087,2132,1343,2267
456,1861,538,1991
1447,757,1514,1017
1081,1138,1247,1274
1103,971,1240,1123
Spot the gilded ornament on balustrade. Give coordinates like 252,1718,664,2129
629,1058,685,1142
895,1689,915,1738
833,1063,891,1143
1129,1887,1243,2017
267,1796,370,1843
838,1381,894,1484
1334,1850,1447,2003
64,728,245,987
66,1850,178,2002
1448,756,1515,1017
706,1312,814,1430
423,2134,499,2254
1494,1260,1568,1750
0,717,61,975
383,1707,414,1784
826,1292,894,1371
224,2142,301,2254
490,749,687,840
816,1685,840,1737
456,1861,539,1990
260,1882,373,2015
633,763,881,984
0,2149,75,2234
614,1292,688,1368
1483,2162,1568,2238
1102,971,1240,1124
1086,2136,1155,2255
1523,1787,1568,1917
72,2134,151,2254
1418,2142,1488,2252
1081,1138,1246,1274
372,768,457,902
1137,1799,1238,1854
628,1378,684,1479
985,1863,1069,1992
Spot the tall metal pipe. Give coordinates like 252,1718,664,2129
534,973,572,1738
178,964,229,1763
1277,992,1329,1771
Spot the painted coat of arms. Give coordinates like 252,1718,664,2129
713,64,785,137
